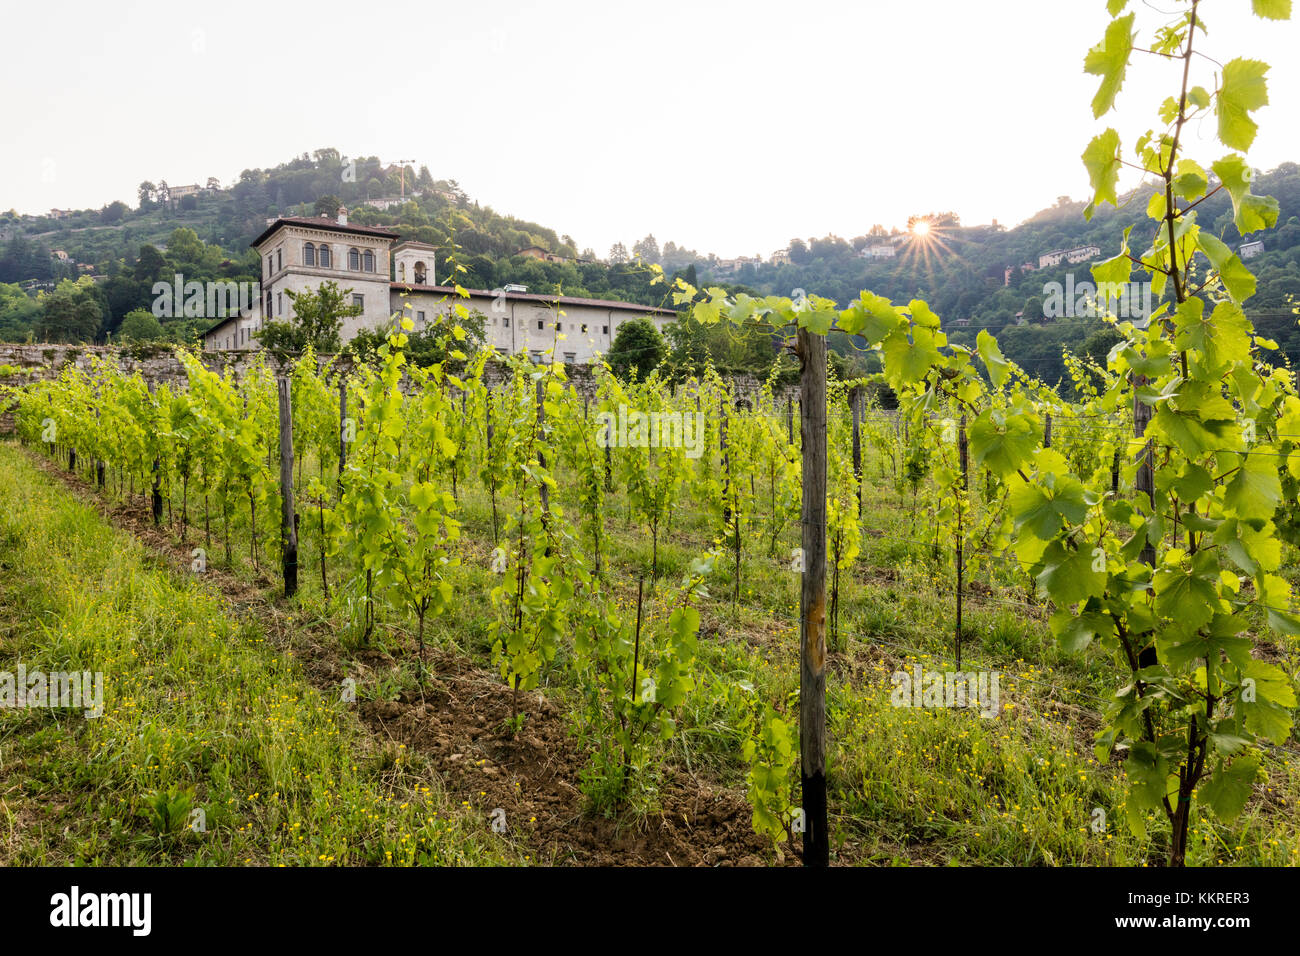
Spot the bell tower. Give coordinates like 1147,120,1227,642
392,240,438,286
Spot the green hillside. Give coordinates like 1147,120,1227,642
2,149,1298,388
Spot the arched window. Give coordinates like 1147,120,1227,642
413,260,427,284
398,262,406,281
304,242,315,266
348,247,360,271
362,249,375,273
319,244,331,268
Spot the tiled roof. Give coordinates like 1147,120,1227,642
391,282,678,315
252,217,400,247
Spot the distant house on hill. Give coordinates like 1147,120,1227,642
516,246,591,265
1240,240,1265,259
1039,245,1101,269
48,209,75,220
858,244,896,259
517,245,564,263
770,248,791,266
362,196,410,211
168,184,203,200
715,255,765,273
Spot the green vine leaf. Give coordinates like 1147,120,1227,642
1216,58,1271,152
1084,14,1137,118
1082,128,1122,218
1197,754,1261,823
1251,0,1292,20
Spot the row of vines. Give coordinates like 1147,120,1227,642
4,0,1300,867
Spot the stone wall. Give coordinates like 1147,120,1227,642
0,343,249,389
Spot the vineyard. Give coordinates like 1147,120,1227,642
1,0,1299,872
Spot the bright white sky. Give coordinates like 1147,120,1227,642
3,0,1296,258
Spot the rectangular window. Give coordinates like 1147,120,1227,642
581,324,588,334
563,352,576,363
277,248,282,272
417,311,426,324
537,319,544,330
352,294,364,308
530,350,543,363
277,292,283,315
602,326,609,335
503,316,509,328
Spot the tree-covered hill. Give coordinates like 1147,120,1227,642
1,148,1297,389
717,164,1300,383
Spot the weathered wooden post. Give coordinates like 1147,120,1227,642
850,385,863,516
1043,411,1053,449
536,377,550,520
148,383,163,526
278,373,298,598
337,374,348,490
720,397,732,529
94,406,105,488
797,326,829,868
1134,385,1157,668
956,412,969,671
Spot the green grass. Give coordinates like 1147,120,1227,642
0,441,510,866
8,427,1300,866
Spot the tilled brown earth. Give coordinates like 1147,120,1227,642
24,450,796,866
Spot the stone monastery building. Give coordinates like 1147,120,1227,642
202,209,678,363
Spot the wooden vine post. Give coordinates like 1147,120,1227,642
148,382,163,526
1133,384,1157,668
337,374,348,491
278,371,298,598
956,413,969,671
720,396,732,528
536,377,550,522
850,385,863,515
94,405,105,488
796,327,829,868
